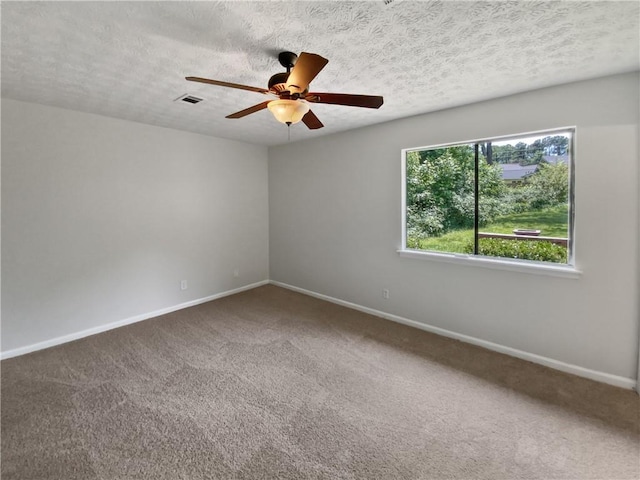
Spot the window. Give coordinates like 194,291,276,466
402,129,574,267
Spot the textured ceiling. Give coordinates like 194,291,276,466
2,1,639,146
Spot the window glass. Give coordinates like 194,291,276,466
404,130,573,265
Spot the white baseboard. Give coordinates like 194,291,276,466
270,280,637,391
0,280,269,360
3,278,636,391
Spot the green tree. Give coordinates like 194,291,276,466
514,142,528,163
480,142,493,164
491,136,568,165
542,135,569,156
492,144,516,164
406,146,508,239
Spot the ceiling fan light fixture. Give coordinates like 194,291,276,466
186,51,382,131
267,99,309,125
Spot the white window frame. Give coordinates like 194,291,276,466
398,127,581,278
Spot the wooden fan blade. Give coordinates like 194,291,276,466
226,101,271,119
186,77,269,94
302,110,324,130
285,52,328,94
306,93,383,109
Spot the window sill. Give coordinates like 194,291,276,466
397,249,581,278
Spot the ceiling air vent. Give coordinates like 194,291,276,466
175,94,204,104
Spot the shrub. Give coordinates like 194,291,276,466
407,206,445,237
464,238,567,263
527,162,569,209
501,187,534,213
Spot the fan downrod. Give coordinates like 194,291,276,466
269,51,299,92
278,51,298,72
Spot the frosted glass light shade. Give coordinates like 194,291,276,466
267,99,310,125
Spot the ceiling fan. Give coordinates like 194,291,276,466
186,51,383,130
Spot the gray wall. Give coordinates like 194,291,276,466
2,99,269,353
269,73,640,381
3,73,638,384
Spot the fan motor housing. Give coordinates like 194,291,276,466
268,72,289,93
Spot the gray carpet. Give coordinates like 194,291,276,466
2,285,639,479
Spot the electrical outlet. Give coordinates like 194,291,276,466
233,268,240,278
181,280,188,290
382,289,390,299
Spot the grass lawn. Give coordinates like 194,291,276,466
411,205,569,253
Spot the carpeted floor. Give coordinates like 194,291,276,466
2,285,639,479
